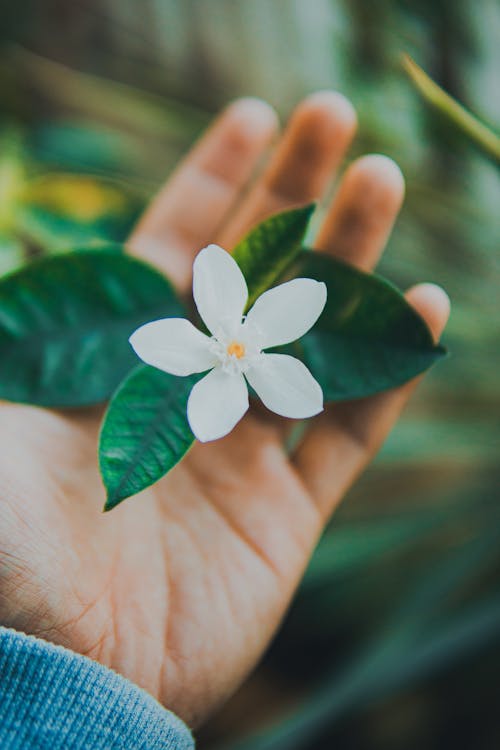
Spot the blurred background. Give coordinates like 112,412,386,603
1,1,499,747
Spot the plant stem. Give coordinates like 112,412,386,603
403,54,500,163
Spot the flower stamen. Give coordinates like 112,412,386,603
227,341,245,359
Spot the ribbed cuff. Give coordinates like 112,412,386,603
0,627,194,750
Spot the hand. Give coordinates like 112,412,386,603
0,94,449,726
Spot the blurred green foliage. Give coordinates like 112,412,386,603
0,123,144,258
0,1,499,748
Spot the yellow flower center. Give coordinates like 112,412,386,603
226,341,246,359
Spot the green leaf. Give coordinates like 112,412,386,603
100,366,197,511
0,249,185,406
233,204,315,308
289,251,446,401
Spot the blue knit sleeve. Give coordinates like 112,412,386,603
0,627,194,750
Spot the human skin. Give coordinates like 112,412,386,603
0,93,450,727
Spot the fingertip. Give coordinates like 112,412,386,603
300,90,357,128
291,91,357,146
224,97,280,138
345,154,405,206
356,154,404,188
406,283,451,341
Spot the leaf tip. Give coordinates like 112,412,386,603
300,202,316,221
103,489,124,513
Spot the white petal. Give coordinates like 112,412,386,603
129,318,216,376
245,278,327,349
193,244,248,337
188,369,249,442
246,354,323,419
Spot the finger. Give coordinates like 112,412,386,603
218,91,357,248
293,283,450,518
316,153,405,269
278,154,405,448
128,98,278,290
254,154,405,435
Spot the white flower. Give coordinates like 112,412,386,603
129,245,327,442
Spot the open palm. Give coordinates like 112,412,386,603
0,94,449,727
